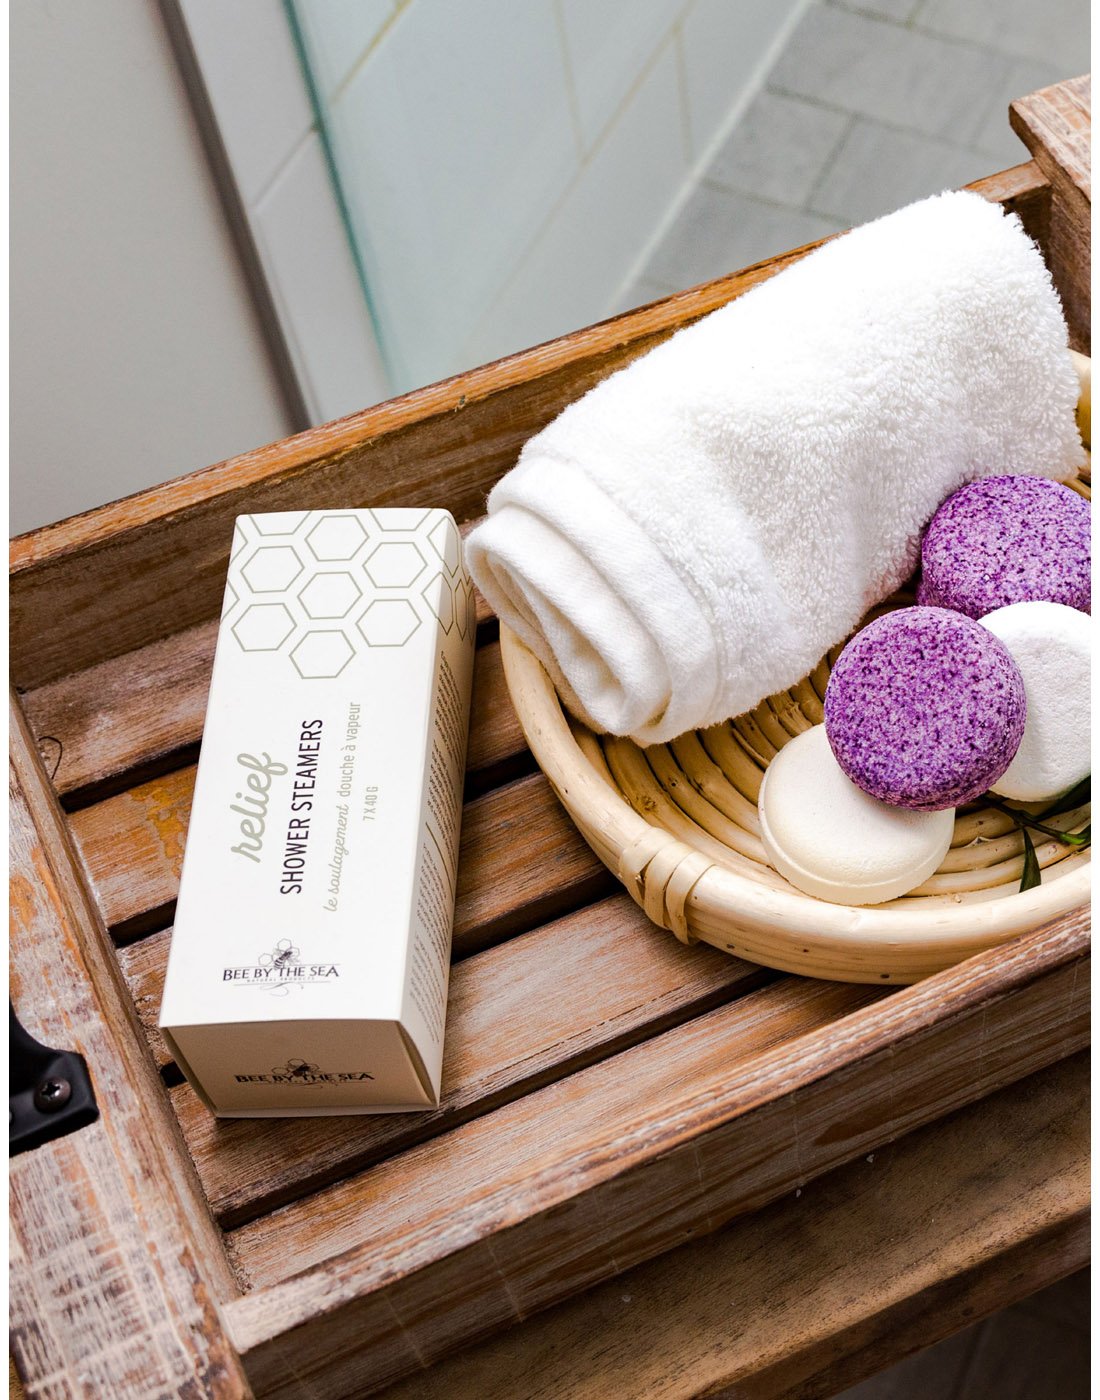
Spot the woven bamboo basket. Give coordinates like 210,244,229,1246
499,359,1092,984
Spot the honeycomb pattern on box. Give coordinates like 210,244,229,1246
224,509,475,677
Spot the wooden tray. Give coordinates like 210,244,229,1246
9,79,1090,1399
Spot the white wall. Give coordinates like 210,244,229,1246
9,0,295,536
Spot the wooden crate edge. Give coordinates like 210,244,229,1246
224,908,1088,1395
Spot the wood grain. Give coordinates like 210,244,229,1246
223,914,1087,1396
465,639,530,790
21,620,523,805
67,765,196,937
1011,76,1091,353
226,977,884,1289
1011,75,1090,203
8,697,249,1398
373,1053,1089,1400
21,615,219,800
69,766,611,951
114,927,175,1067
165,898,771,1226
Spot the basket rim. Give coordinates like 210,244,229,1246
500,624,1091,983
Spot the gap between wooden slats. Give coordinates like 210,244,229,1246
116,894,776,1227
67,763,616,952
368,1052,1088,1400
39,625,529,807
220,917,1085,1396
22,532,505,810
226,977,887,1291
222,912,1086,1304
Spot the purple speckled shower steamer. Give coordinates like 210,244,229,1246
824,607,1026,812
917,475,1090,618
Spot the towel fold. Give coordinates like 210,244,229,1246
467,191,1084,745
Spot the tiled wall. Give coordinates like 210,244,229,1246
629,0,1089,298
296,0,810,392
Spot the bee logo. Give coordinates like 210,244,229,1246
275,1058,319,1080
258,938,300,970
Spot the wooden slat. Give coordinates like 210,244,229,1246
21,623,523,805
375,1053,1089,1400
223,913,1087,1397
464,640,529,789
1011,74,1090,202
67,766,194,937
228,978,882,1284
154,898,771,1226
967,159,1052,244
22,616,218,800
8,161,1049,696
8,697,249,1398
69,766,612,952
115,927,175,1068
1011,76,1091,353
452,772,615,955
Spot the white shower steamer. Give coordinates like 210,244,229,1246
979,600,1091,802
758,725,955,906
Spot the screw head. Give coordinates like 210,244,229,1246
34,1077,72,1112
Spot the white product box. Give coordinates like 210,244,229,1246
159,508,475,1116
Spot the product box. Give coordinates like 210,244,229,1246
159,508,476,1115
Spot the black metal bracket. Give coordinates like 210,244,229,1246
9,1002,99,1156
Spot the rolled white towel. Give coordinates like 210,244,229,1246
467,191,1084,745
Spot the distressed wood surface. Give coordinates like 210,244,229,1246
117,896,771,1225
8,698,249,1398
226,978,884,1288
8,164,1049,695
22,615,219,801
464,638,533,790
22,618,522,806
223,915,1087,1396
68,765,614,953
1011,76,1091,353
374,1052,1089,1400
1011,75,1090,204
114,927,176,1067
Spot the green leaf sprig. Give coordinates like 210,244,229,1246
1018,828,1042,892
985,775,1091,892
